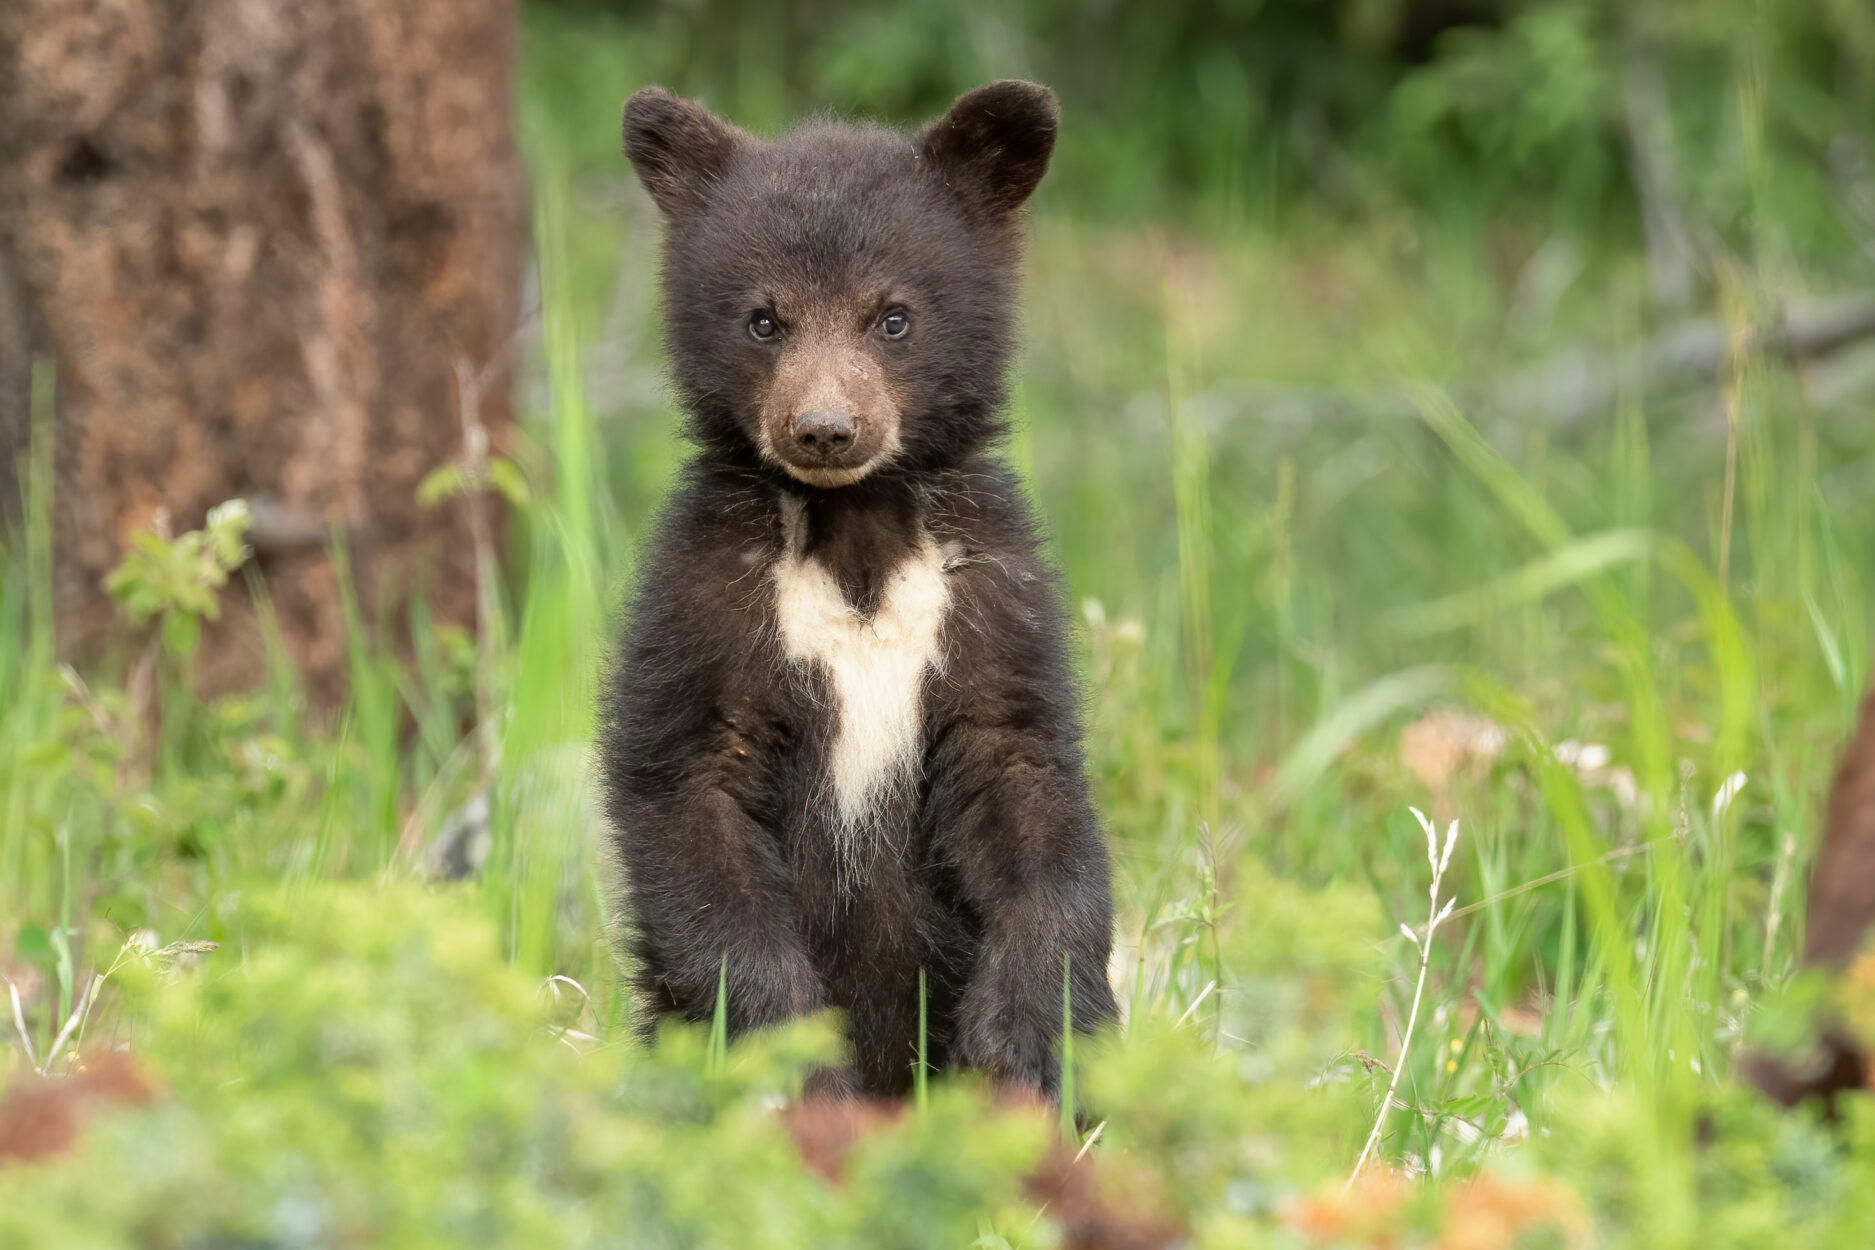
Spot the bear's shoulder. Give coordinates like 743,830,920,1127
921,456,1048,572
643,461,779,565
620,462,784,636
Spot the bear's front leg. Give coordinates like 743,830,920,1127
614,780,823,1037
936,725,1118,1097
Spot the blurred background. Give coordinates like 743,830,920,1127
4,1,1875,1244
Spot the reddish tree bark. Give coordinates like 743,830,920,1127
0,0,523,699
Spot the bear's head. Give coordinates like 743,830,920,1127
622,81,1056,487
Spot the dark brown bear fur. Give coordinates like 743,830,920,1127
599,81,1118,1098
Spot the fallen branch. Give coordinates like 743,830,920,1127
1188,289,1875,436
1490,291,1875,430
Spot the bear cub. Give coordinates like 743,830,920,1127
601,80,1118,1098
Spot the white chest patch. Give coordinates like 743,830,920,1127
771,505,951,862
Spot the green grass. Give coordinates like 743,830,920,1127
5,16,1875,1249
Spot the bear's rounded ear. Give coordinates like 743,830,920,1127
916,80,1058,220
622,87,747,217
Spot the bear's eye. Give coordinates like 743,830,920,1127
748,311,779,341
880,308,911,340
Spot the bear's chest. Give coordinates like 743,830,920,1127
770,538,951,834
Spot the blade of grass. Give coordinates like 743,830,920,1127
1059,953,1075,1144
916,966,930,1114
709,954,728,1075
1389,529,1656,636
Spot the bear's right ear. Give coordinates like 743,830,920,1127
622,87,746,217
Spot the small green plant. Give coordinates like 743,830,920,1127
103,500,252,657
417,451,533,513
1350,807,1461,1187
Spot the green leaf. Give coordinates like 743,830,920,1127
486,458,533,509
418,464,467,506
48,925,73,1009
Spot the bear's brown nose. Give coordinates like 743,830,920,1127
792,410,855,457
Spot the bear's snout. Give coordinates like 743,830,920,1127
792,409,856,457
760,334,901,487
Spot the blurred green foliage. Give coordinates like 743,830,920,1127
0,880,1349,1247
529,0,1875,250
0,885,1044,1248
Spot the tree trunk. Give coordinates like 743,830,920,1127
0,0,523,701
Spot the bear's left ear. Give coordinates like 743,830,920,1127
916,80,1058,219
